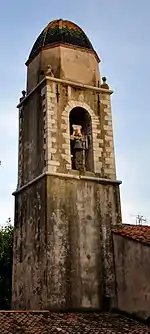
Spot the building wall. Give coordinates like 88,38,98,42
12,175,121,310
113,234,150,320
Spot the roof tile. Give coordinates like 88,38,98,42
28,19,95,64
0,311,149,333
113,224,150,245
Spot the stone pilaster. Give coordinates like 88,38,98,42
100,92,116,180
41,82,60,173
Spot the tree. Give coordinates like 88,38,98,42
0,220,13,309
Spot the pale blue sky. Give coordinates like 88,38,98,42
0,0,150,225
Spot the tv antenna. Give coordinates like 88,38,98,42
130,214,147,225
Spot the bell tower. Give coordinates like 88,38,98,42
12,19,122,311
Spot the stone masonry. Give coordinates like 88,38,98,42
37,76,116,179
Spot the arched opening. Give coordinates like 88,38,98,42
69,107,94,172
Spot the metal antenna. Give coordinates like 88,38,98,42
130,214,147,225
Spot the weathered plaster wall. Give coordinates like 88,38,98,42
18,87,45,187
12,175,121,310
113,234,150,320
12,176,47,309
26,46,61,93
60,46,100,85
26,53,41,93
26,45,100,93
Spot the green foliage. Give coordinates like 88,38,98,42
0,221,13,309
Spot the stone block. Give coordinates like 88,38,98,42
105,158,114,165
47,110,55,116
104,124,113,131
64,105,71,113
61,124,68,130
104,168,115,174
47,165,57,173
48,160,60,166
92,119,100,125
47,101,54,107
47,147,57,153
62,134,70,140
94,156,102,163
92,124,99,130
105,142,114,149
50,119,56,125
107,131,113,136
93,143,102,149
97,139,103,144
49,92,56,99
66,163,71,169
51,137,56,143
45,128,57,133
94,162,102,173
105,147,114,152
47,84,52,93
104,115,112,121
62,143,70,149
68,86,72,98
46,120,52,126
105,135,113,142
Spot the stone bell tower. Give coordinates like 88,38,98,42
12,19,122,311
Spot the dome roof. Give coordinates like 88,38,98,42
27,19,99,64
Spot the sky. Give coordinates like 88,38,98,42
0,0,150,226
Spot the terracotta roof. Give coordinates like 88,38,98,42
27,19,97,64
113,224,150,245
0,311,149,333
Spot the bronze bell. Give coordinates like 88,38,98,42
74,139,83,151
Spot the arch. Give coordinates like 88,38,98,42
69,106,91,136
62,100,96,118
69,106,94,172
61,100,102,174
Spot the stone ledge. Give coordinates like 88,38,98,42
17,76,113,108
13,172,122,195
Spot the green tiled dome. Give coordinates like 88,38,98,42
27,19,97,64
